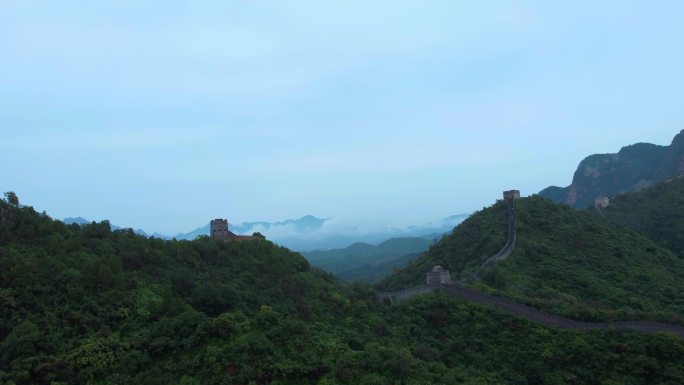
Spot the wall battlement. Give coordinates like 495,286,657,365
210,219,230,240
210,218,257,242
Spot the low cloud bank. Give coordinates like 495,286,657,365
231,213,470,251
64,213,471,252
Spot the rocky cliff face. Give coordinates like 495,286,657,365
540,130,684,208
657,129,684,178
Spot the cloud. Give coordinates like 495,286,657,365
233,213,470,251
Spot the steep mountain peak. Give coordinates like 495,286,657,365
660,129,684,177
540,130,684,208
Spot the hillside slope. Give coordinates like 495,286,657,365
324,252,421,283
540,130,684,208
303,237,433,282
380,195,684,323
3,197,684,384
379,200,510,290
601,176,684,256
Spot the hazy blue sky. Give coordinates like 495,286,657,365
2,1,683,234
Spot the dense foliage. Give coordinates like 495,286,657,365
491,196,684,323
329,252,420,283
602,176,684,257
381,195,684,324
378,202,506,291
2,196,684,384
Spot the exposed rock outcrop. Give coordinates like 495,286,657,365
540,130,684,208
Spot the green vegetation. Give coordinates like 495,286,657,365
304,238,433,283
381,195,684,324
379,201,508,290
328,252,420,283
602,176,684,256
2,194,684,384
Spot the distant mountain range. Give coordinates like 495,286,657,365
265,213,470,251
164,214,329,242
60,212,471,252
62,217,151,237
539,130,684,208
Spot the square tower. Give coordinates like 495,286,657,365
210,219,230,240
503,190,520,200
426,265,451,286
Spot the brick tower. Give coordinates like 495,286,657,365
210,219,230,240
503,190,520,200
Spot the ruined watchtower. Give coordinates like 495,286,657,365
503,190,520,200
595,196,610,209
210,219,230,240
427,265,452,286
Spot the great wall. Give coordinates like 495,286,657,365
467,190,518,283
377,190,684,339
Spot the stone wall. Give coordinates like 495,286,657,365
470,192,517,281
376,285,435,301
378,283,684,338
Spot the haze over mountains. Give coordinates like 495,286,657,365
5,191,684,383
303,237,437,283
6,0,684,381
5,130,684,384
58,130,684,284
62,213,470,252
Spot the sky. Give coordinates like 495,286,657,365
2,1,684,234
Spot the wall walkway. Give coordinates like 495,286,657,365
468,196,517,282
378,284,684,338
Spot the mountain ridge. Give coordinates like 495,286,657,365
303,236,436,282
600,175,684,257
60,213,470,252
540,130,684,208
381,188,684,324
4,193,684,383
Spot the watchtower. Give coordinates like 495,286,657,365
595,197,610,209
426,265,452,286
210,219,230,240
503,190,520,200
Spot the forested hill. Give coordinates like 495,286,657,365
378,201,508,290
601,176,684,256
3,196,684,384
303,237,433,283
380,195,684,323
0,198,356,384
